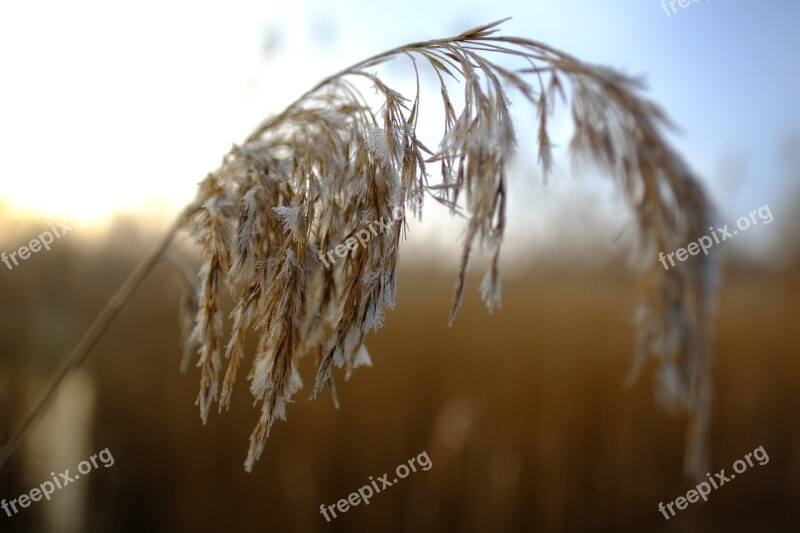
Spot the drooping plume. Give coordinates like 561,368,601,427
182,19,717,476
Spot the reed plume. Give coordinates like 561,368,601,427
181,19,717,476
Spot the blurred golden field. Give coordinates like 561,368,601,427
1,218,799,532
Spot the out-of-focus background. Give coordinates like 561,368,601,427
1,1,799,532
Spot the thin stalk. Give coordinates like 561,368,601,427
0,204,198,472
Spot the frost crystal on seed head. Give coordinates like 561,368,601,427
272,206,302,240
479,270,502,313
366,125,391,164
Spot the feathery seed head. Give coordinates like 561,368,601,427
182,19,717,477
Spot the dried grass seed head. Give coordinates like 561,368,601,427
184,19,717,476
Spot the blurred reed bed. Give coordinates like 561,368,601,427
1,221,798,532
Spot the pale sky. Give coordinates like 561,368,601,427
0,0,797,262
